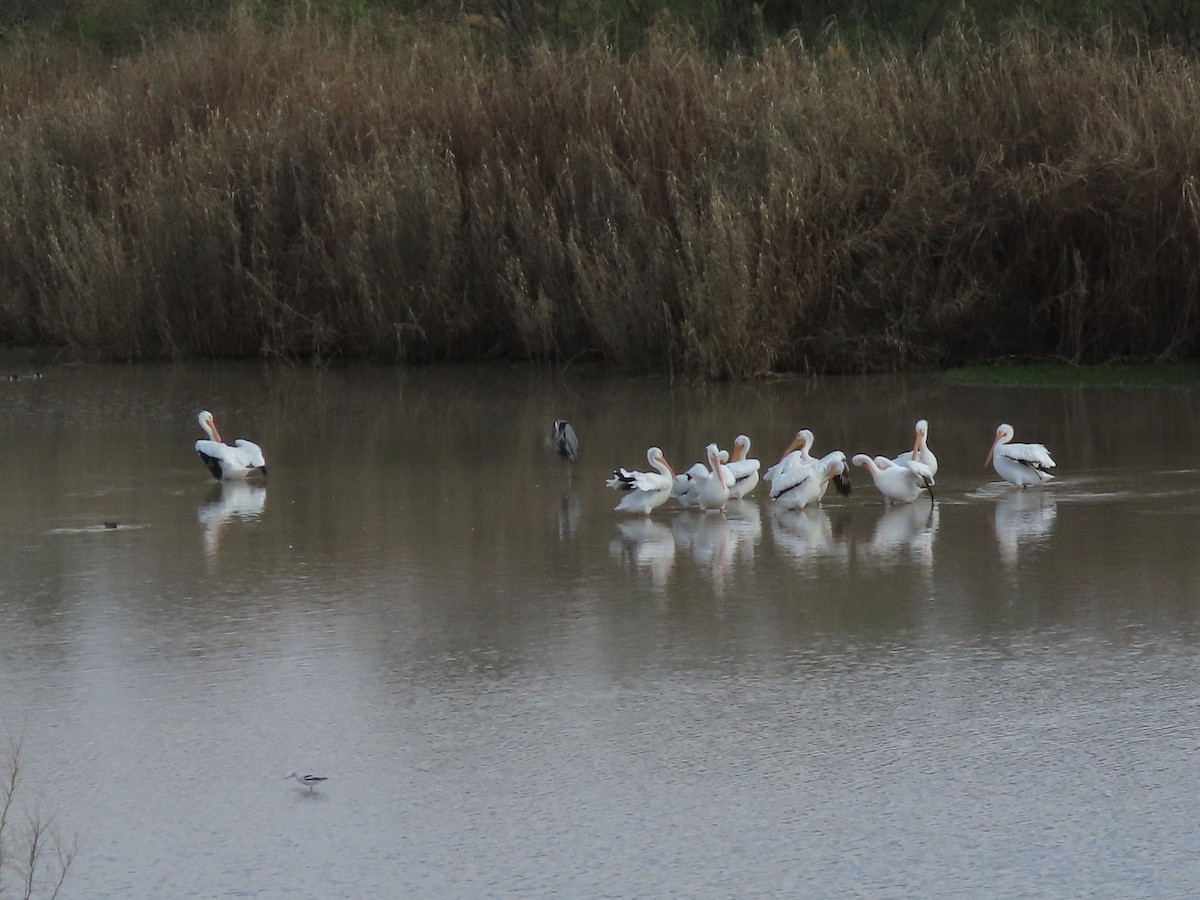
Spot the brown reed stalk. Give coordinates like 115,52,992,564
0,18,1198,374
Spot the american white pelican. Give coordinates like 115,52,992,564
671,461,709,507
697,443,734,511
287,772,328,793
195,410,267,480
852,454,935,503
607,447,675,515
893,419,938,476
551,419,578,462
724,434,761,499
764,429,851,502
986,423,1055,487
763,429,814,482
768,453,850,510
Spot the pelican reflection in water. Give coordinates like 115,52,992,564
859,502,940,570
672,511,736,584
723,500,763,565
198,481,267,556
610,519,676,586
993,487,1057,567
769,505,847,565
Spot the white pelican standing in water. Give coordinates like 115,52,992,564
671,460,709,507
607,447,676,515
764,429,851,501
986,423,1056,487
893,419,938,477
852,454,935,504
724,435,760,500
764,429,815,482
768,453,850,510
696,443,734,512
195,410,267,481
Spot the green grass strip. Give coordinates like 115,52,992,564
944,364,1200,388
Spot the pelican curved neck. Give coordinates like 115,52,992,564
198,411,223,444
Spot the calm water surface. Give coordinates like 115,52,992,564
1,359,1199,898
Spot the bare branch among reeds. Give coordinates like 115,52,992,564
0,740,74,900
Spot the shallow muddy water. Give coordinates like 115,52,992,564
1,358,1199,898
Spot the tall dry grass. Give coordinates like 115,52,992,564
0,19,1198,374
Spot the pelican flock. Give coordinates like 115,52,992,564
603,417,1055,518
180,408,1057,527
195,410,267,481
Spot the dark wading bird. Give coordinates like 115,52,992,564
195,410,267,481
552,419,579,463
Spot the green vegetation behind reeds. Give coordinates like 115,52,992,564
1,18,1199,374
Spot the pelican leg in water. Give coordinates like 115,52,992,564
607,447,676,515
195,410,267,481
986,423,1056,488
852,454,935,504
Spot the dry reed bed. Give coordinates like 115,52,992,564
0,21,1198,374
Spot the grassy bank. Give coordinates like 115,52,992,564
1,19,1199,375
945,363,1200,388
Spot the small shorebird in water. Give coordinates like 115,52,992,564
287,772,328,792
